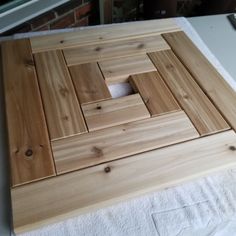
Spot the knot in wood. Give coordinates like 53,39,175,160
229,146,236,151
104,166,111,173
95,46,102,52
59,87,69,97
25,59,35,69
137,43,145,49
92,146,103,157
166,64,174,70
25,149,33,160
25,149,33,157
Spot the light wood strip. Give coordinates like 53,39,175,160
149,50,230,135
1,39,55,186
52,111,199,174
82,94,150,131
30,18,180,53
163,31,236,131
63,35,170,66
99,54,156,84
12,130,236,234
130,71,180,116
69,63,112,104
34,50,87,140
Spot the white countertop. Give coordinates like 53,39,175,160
188,14,236,81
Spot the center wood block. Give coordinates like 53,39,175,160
82,93,150,131
130,71,180,116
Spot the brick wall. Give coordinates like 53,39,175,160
2,0,98,36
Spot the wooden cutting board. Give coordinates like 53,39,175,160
1,18,236,234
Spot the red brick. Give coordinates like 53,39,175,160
74,17,89,27
28,11,55,29
55,0,83,16
34,25,50,32
50,12,75,29
75,3,93,20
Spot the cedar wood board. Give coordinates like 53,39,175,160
1,18,236,234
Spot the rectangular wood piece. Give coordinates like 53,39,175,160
12,130,236,234
52,111,199,174
1,39,55,186
69,63,112,104
30,18,180,53
149,50,230,135
130,71,180,116
34,50,87,140
163,31,236,131
82,93,150,131
63,35,170,66
99,54,157,84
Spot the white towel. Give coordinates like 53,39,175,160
19,18,236,236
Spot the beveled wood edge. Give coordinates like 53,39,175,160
11,130,236,234
30,19,181,53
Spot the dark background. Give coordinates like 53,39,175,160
114,0,236,22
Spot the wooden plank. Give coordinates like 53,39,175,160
34,50,87,140
69,63,112,104
12,130,236,234
102,0,113,24
149,50,230,135
130,71,180,116
163,31,236,131
1,39,55,186
99,54,157,84
82,94,150,131
30,18,180,53
63,35,170,66
52,111,199,174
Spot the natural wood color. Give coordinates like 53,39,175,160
12,130,236,234
163,31,236,131
34,50,87,140
130,71,180,116
1,39,55,186
30,18,180,53
99,54,156,84
82,94,150,131
63,35,170,66
149,50,230,135
4,22,236,235
69,63,111,104
52,111,199,174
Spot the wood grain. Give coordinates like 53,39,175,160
1,39,55,186
130,71,180,116
30,18,180,53
69,63,111,104
12,130,236,234
63,35,170,66
82,94,150,131
34,50,87,140
149,50,230,135
163,31,236,131
99,54,156,84
52,111,199,174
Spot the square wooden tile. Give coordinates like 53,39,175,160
1,19,236,234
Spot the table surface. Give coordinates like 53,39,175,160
188,14,236,81
0,14,235,236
